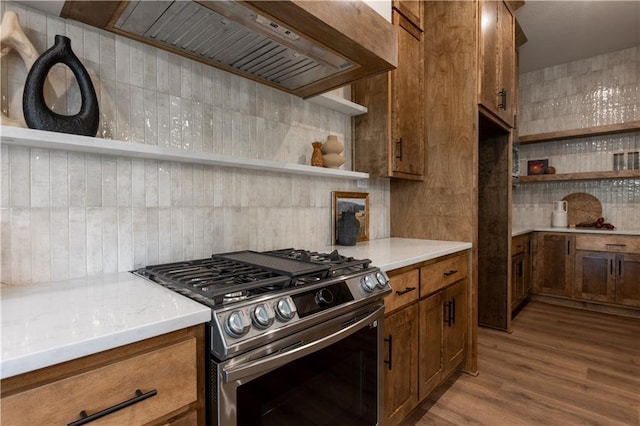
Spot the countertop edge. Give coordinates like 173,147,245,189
513,227,640,236
378,244,473,271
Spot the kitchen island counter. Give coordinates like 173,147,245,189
323,237,472,272
0,273,211,379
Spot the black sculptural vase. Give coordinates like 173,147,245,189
336,211,360,246
23,35,99,136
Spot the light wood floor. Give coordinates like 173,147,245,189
403,301,640,426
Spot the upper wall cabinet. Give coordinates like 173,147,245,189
352,4,424,180
478,0,516,127
57,0,397,99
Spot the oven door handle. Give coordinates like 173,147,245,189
222,306,383,383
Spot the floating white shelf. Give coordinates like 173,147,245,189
306,92,368,116
0,126,369,180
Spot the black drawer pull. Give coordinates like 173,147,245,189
498,88,507,110
443,270,458,277
384,335,393,371
67,389,157,426
395,137,403,160
395,286,417,296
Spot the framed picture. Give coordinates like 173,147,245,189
527,159,548,175
332,191,369,244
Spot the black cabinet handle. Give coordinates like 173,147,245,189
443,270,458,277
610,259,614,275
567,240,571,255
498,89,507,110
395,286,416,296
619,259,622,276
384,335,393,370
67,389,157,426
451,299,456,325
444,301,453,327
395,137,403,160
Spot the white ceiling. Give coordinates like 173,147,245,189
516,1,640,73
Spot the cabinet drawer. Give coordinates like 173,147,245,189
420,252,469,297
2,338,197,426
575,235,640,254
385,269,420,313
512,234,529,256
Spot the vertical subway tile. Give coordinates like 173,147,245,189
117,157,132,207
1,208,12,284
131,158,146,207
170,162,182,206
192,101,203,152
145,160,159,207
181,99,192,150
115,36,130,84
158,207,171,262
68,152,87,207
180,57,192,99
143,89,158,145
168,54,181,97
115,82,131,141
158,161,171,207
182,207,194,260
143,45,157,91
10,208,31,284
117,207,133,272
157,93,171,148
86,207,103,275
130,85,145,143
9,145,30,207
102,156,117,207
146,207,160,265
192,63,203,103
1,145,9,207
100,33,116,82
30,208,51,282
102,207,118,273
156,50,169,94
30,148,50,208
171,207,183,260
132,207,147,268
68,207,87,278
50,150,69,207
86,154,102,207
50,208,70,281
99,79,117,139
193,207,204,257
130,42,144,87
170,95,182,149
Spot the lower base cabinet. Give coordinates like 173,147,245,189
533,232,640,310
0,326,205,426
383,251,470,426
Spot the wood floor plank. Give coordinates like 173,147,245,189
402,302,640,426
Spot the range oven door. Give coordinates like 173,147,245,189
211,302,384,426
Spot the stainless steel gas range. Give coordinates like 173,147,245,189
134,248,391,426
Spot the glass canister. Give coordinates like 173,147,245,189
627,151,639,170
613,152,625,171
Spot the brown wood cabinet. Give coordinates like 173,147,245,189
353,3,424,180
383,303,419,426
511,233,531,313
383,251,470,426
392,0,423,30
574,235,640,308
478,0,515,127
0,326,205,426
533,232,574,298
418,253,468,400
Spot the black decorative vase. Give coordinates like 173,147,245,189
23,35,99,137
336,211,360,246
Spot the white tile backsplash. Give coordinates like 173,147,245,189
0,1,390,285
515,46,640,231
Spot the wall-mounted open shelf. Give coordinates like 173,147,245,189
519,120,640,145
306,92,368,116
0,126,369,180
519,169,640,183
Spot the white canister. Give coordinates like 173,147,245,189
551,200,568,227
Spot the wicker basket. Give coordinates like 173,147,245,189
562,193,602,226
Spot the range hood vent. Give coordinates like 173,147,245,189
115,1,353,91
59,0,397,98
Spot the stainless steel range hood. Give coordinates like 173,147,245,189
58,0,397,98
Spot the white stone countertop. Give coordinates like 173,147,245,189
0,273,211,380
321,237,472,272
512,227,640,236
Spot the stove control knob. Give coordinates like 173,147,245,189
225,310,250,337
315,288,334,307
361,275,377,293
375,271,389,288
275,297,297,322
252,303,275,329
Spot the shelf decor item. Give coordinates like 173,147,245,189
0,11,42,127
23,35,99,136
527,159,548,175
332,191,369,245
322,135,346,169
311,141,324,167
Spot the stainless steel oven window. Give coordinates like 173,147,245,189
210,303,384,426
